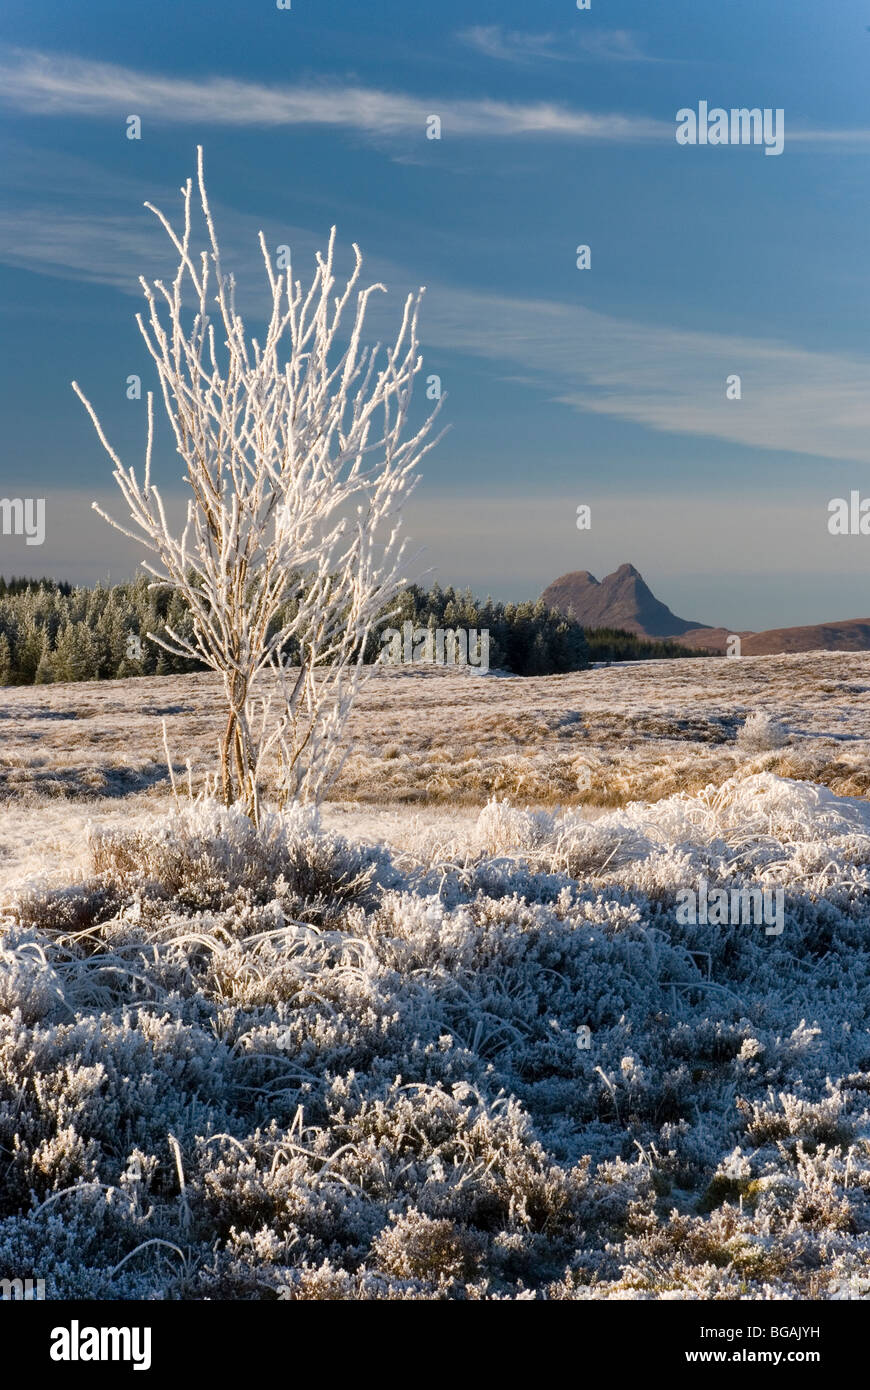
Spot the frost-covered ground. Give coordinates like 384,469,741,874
1,652,870,815
1,654,870,1299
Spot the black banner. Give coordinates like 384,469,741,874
2,1297,861,1377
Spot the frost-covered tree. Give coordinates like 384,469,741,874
74,149,442,818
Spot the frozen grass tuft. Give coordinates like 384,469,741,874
737,710,790,753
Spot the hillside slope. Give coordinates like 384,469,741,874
541,563,710,638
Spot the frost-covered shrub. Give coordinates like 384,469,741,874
371,1211,485,1285
737,710,790,752
88,801,378,919
0,935,66,1024
2,777,870,1299
473,798,553,856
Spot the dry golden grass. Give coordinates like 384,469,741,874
0,651,868,814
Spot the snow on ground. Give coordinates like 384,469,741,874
1,654,870,1299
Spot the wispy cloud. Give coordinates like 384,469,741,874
1,48,866,153
420,288,870,465
457,27,564,64
0,47,668,142
3,165,870,467
581,30,658,63
0,47,863,152
457,25,658,65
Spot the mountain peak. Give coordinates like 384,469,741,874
541,564,711,638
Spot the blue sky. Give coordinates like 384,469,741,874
2,0,870,629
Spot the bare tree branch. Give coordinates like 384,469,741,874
73,148,444,819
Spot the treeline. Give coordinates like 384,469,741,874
0,578,201,685
368,584,590,676
583,626,708,662
0,577,705,686
0,575,72,598
369,589,708,670
0,578,592,684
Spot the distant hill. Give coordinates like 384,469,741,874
541,564,870,657
673,619,870,656
675,627,753,653
541,563,711,639
742,619,870,656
